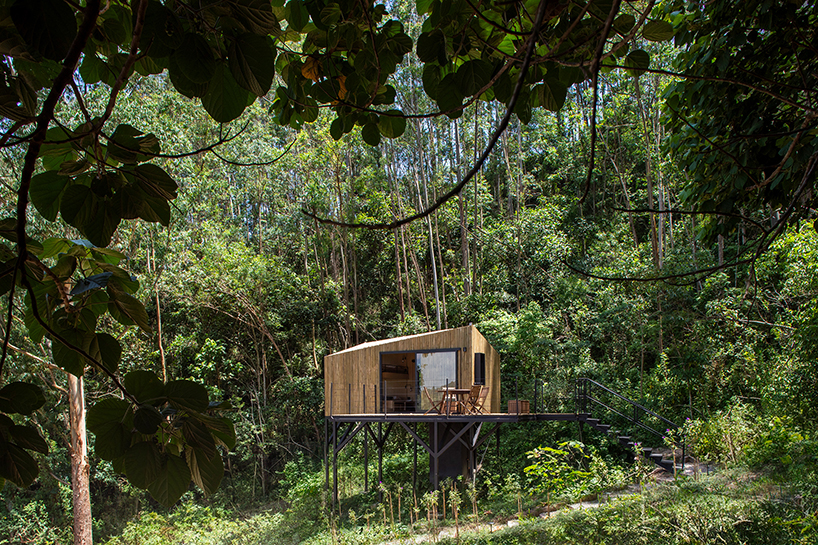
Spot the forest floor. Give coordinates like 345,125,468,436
381,457,717,545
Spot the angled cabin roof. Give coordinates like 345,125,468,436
328,326,477,357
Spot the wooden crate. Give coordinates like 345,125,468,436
508,399,530,414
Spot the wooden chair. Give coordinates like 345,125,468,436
464,384,482,414
473,387,489,413
422,387,442,414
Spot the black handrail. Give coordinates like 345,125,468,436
577,377,686,472
578,377,679,430
585,394,665,440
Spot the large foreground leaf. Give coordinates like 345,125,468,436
147,454,191,507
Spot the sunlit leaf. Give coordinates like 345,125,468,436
642,20,674,42
187,447,223,495
165,381,209,413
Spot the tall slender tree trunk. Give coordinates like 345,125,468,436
352,233,359,345
635,78,661,269
148,233,167,381
68,374,92,545
413,120,440,330
718,234,725,266
455,120,470,298
334,167,352,347
472,105,481,297
394,229,405,321
409,242,431,331
609,153,639,248
400,226,413,315
433,196,448,329
387,145,407,321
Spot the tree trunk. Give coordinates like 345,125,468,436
394,229,405,321
456,120,470,298
635,77,660,269
413,121,440,330
68,374,92,545
433,195,448,329
149,233,167,381
472,105,481,297
609,153,639,248
400,226,413,316
718,234,724,266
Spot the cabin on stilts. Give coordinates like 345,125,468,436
323,327,686,503
323,325,532,499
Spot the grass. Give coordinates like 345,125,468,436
102,467,817,545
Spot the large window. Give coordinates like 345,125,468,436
417,351,458,411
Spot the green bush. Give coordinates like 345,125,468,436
686,402,759,464
104,504,285,545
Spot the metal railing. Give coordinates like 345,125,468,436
576,377,686,467
500,376,575,414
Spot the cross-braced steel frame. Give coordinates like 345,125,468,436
324,412,579,506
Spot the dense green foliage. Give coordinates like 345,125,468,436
0,0,817,541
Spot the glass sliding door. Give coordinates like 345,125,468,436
417,351,458,412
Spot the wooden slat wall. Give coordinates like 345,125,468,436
324,325,500,415
470,327,501,413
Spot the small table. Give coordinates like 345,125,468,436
437,388,471,414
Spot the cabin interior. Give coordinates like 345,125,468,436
380,350,467,413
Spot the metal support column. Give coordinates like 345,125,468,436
323,418,329,497
412,422,417,491
432,422,439,490
469,425,475,481
377,422,383,500
496,425,502,476
364,422,369,492
332,420,339,508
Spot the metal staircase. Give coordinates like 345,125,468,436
576,378,685,472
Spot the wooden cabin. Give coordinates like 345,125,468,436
324,325,500,416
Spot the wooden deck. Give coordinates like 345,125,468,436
327,412,582,423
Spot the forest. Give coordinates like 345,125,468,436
0,0,816,543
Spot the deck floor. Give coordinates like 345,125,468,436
328,412,581,423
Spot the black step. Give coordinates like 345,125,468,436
586,418,600,426
597,424,611,433
617,436,631,445
656,459,675,471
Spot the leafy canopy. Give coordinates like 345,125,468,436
3,0,812,506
